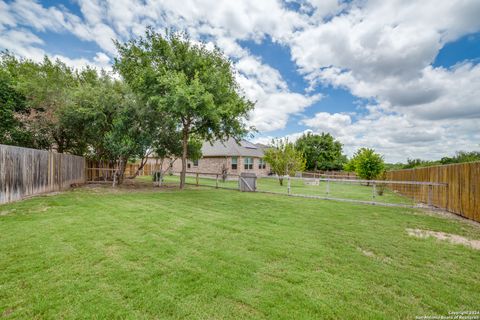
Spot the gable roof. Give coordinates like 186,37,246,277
202,138,265,157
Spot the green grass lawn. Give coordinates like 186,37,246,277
156,174,413,205
1,185,479,319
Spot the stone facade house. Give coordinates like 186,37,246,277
149,138,271,176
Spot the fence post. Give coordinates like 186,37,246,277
216,174,219,189
287,175,291,195
196,172,199,186
428,184,433,206
326,178,330,197
412,184,416,204
445,183,449,211
372,182,376,200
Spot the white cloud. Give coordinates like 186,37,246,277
295,110,480,162
300,112,351,136
0,17,111,71
0,29,45,59
235,55,322,131
289,1,480,120
93,51,110,65
281,0,480,161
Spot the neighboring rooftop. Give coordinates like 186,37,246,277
202,138,266,157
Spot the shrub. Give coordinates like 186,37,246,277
347,148,385,181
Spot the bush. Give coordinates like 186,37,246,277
347,148,385,181
376,170,387,196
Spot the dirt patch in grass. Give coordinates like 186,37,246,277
2,308,14,317
414,209,480,227
357,247,392,263
0,209,16,216
229,298,263,317
406,228,480,250
358,248,376,258
1,205,49,216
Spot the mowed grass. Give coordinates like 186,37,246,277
1,185,479,319
158,174,412,205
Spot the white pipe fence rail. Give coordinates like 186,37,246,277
141,171,448,209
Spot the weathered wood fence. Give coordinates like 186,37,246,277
85,160,158,182
0,144,85,204
387,162,480,222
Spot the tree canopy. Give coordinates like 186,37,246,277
345,148,384,180
0,52,77,150
295,132,346,171
0,60,29,147
0,52,171,185
264,139,306,186
114,29,254,188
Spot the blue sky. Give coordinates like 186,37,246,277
433,33,480,68
1,0,480,162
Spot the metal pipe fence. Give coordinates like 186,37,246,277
157,172,447,209
267,175,447,208
83,167,448,210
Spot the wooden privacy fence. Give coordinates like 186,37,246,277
387,162,480,222
85,160,158,181
0,144,85,204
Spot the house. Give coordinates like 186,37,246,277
150,138,271,176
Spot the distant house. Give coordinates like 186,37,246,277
149,138,271,176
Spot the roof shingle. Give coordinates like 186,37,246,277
202,138,265,157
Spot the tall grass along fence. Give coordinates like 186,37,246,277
387,162,480,222
0,144,85,204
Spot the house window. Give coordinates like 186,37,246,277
231,157,238,170
259,158,266,169
187,163,191,169
193,159,199,167
244,157,253,170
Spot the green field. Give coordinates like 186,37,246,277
1,184,479,319
156,174,413,205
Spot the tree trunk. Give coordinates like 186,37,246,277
113,157,128,187
112,160,119,187
279,176,283,186
118,158,127,185
129,151,151,179
56,137,64,153
180,128,189,189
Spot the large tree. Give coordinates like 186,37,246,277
114,29,253,188
16,56,78,152
0,60,31,147
62,71,151,185
295,132,346,171
264,139,306,186
0,52,80,151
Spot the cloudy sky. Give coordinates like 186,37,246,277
1,0,479,162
